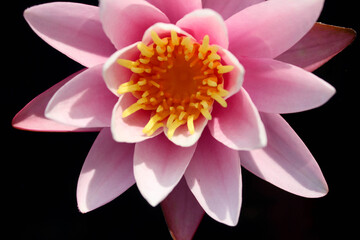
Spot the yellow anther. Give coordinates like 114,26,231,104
131,67,144,74
137,43,154,58
143,114,162,133
117,59,139,69
122,103,143,118
156,105,164,113
167,119,186,139
137,79,147,86
167,113,177,127
149,80,160,88
200,100,209,109
179,111,187,120
217,65,234,74
211,92,227,107
117,83,140,94
151,31,168,47
187,115,195,134
145,122,164,136
171,30,179,45
156,45,166,54
139,57,150,64
198,35,210,58
200,108,212,120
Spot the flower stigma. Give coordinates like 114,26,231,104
117,30,234,139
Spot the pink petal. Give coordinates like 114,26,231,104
241,57,335,113
176,9,229,49
99,0,169,50
218,47,245,98
103,42,141,96
111,94,163,143
276,23,357,72
239,113,328,198
12,70,100,132
208,88,267,150
184,129,242,226
45,65,117,128
146,0,202,23
134,134,197,206
161,178,204,240
77,128,135,213
226,0,324,58
24,2,115,68
202,0,264,20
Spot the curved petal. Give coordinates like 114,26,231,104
111,94,162,143
45,65,117,128
208,88,266,150
161,178,204,240
77,128,135,213
202,0,264,20
99,0,169,50
24,2,115,68
146,0,202,23
185,129,242,226
241,57,335,113
176,9,229,49
276,23,357,72
103,42,141,96
12,70,100,132
239,113,328,198
226,0,324,58
134,134,197,206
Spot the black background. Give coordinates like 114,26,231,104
5,0,359,239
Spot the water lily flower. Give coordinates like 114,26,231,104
13,0,355,239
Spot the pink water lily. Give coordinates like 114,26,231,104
13,0,355,239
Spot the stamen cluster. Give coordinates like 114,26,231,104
117,30,233,138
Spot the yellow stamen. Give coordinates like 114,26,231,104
217,65,234,74
151,31,168,46
137,43,154,58
115,32,233,138
187,115,195,134
122,103,143,118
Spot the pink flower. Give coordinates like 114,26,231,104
13,0,355,239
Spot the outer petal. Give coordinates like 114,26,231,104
161,178,204,240
185,129,242,226
134,134,197,206
45,65,117,128
12,70,100,132
226,0,324,58
77,128,135,213
111,94,162,143
202,0,264,20
24,2,115,68
176,9,229,49
103,42,141,96
239,113,328,198
208,88,266,150
241,57,335,113
99,0,169,50
146,0,202,23
276,23,357,72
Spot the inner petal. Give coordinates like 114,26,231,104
116,30,234,139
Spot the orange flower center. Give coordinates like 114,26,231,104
117,30,233,138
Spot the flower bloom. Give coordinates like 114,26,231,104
13,0,355,239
